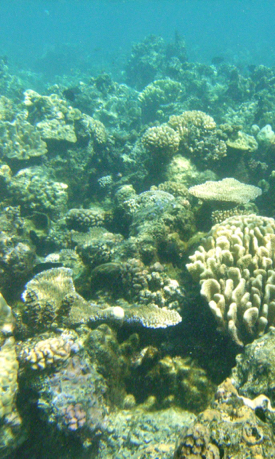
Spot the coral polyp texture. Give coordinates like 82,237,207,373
187,214,275,346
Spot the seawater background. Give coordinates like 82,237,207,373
1,0,275,79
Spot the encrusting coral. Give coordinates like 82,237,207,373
187,214,275,345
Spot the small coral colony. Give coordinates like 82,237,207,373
2,34,275,458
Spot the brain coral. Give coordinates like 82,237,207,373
187,214,275,346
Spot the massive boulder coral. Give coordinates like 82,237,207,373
187,214,275,346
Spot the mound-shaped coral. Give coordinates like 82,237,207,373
168,110,227,167
187,214,275,345
142,124,180,159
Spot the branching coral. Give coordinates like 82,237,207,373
187,214,275,345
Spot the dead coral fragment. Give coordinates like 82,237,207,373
189,178,262,204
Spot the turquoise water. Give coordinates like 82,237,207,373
1,1,275,75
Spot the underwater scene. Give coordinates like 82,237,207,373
2,0,275,457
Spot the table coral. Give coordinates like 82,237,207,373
187,214,275,345
188,178,262,205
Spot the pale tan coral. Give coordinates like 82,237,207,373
36,119,77,143
187,214,275,345
19,337,71,370
188,178,262,204
89,118,107,146
142,124,180,158
226,131,258,152
23,89,81,144
0,113,47,160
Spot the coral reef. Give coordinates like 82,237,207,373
4,29,275,458
174,377,275,458
187,214,275,345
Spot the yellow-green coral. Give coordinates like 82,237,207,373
187,214,275,345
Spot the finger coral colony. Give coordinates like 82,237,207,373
1,31,275,459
